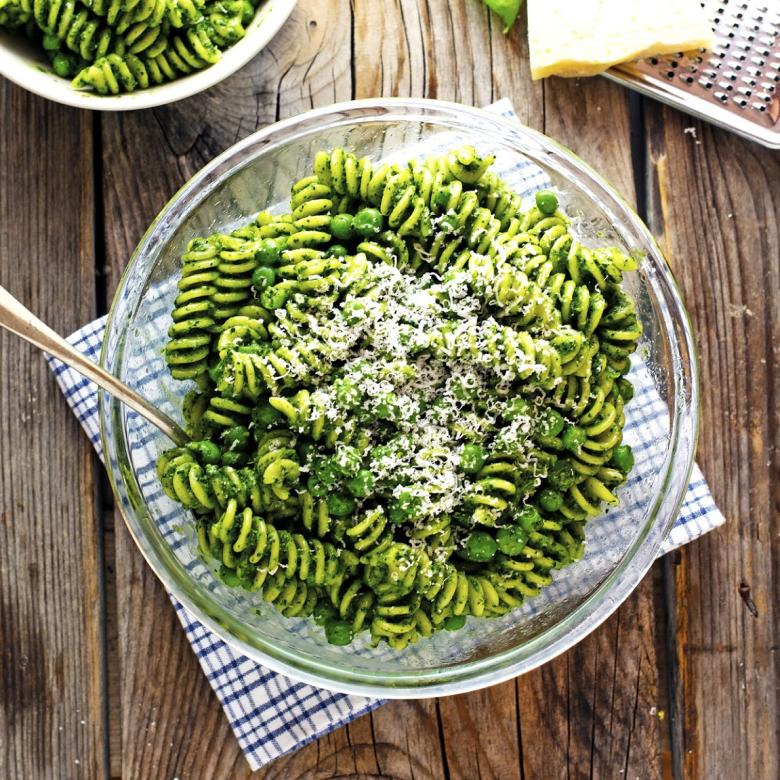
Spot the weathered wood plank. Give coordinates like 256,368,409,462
0,85,107,778
645,103,780,780
542,76,637,205
256,8,538,779
351,0,540,118
98,2,363,777
255,699,448,780
112,524,252,779
102,513,123,780
517,583,661,780
96,2,665,778
505,74,662,780
438,682,522,780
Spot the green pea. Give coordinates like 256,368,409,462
375,391,399,420
330,213,355,241
218,565,242,588
313,600,338,627
42,33,61,51
342,299,369,325
325,243,348,258
52,52,76,78
610,444,635,474
616,378,635,402
496,526,529,556
325,619,354,646
464,530,497,562
442,614,467,631
307,476,329,498
333,377,361,409
252,401,283,431
251,265,276,292
255,238,283,266
535,189,559,215
515,506,542,532
537,408,564,437
561,424,587,452
503,397,531,421
538,488,564,512
346,469,374,498
353,207,384,238
333,445,361,478
548,459,576,490
460,443,486,474
388,491,421,525
327,493,356,517
370,445,393,468
314,457,339,486
185,439,221,465
260,285,288,310
223,425,251,450
388,507,406,526
221,450,249,468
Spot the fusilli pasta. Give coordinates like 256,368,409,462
156,145,642,649
0,0,261,93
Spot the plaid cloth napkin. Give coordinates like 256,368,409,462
45,99,725,771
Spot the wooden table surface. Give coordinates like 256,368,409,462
1,1,779,778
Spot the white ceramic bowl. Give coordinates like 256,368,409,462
0,0,296,110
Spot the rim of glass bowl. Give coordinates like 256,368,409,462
100,97,700,697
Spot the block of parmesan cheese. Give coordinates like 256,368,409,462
527,0,715,80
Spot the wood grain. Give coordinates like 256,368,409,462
508,74,663,780
5,0,756,777
0,86,106,778
645,104,780,780
91,1,670,778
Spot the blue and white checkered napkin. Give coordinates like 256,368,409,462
45,100,725,771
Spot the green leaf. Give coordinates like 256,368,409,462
482,0,524,32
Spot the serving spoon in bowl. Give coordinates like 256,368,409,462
0,284,190,446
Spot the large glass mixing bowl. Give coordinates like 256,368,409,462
100,98,699,697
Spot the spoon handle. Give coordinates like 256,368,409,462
0,285,189,447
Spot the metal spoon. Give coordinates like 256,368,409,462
0,284,189,446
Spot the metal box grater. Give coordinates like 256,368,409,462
604,1,780,149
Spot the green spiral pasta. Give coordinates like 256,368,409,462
0,0,263,91
156,145,643,649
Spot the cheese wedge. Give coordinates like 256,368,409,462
527,0,715,80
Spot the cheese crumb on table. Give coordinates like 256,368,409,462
527,0,715,80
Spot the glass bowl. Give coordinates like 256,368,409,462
100,98,699,697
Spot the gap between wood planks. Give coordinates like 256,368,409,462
629,90,673,780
